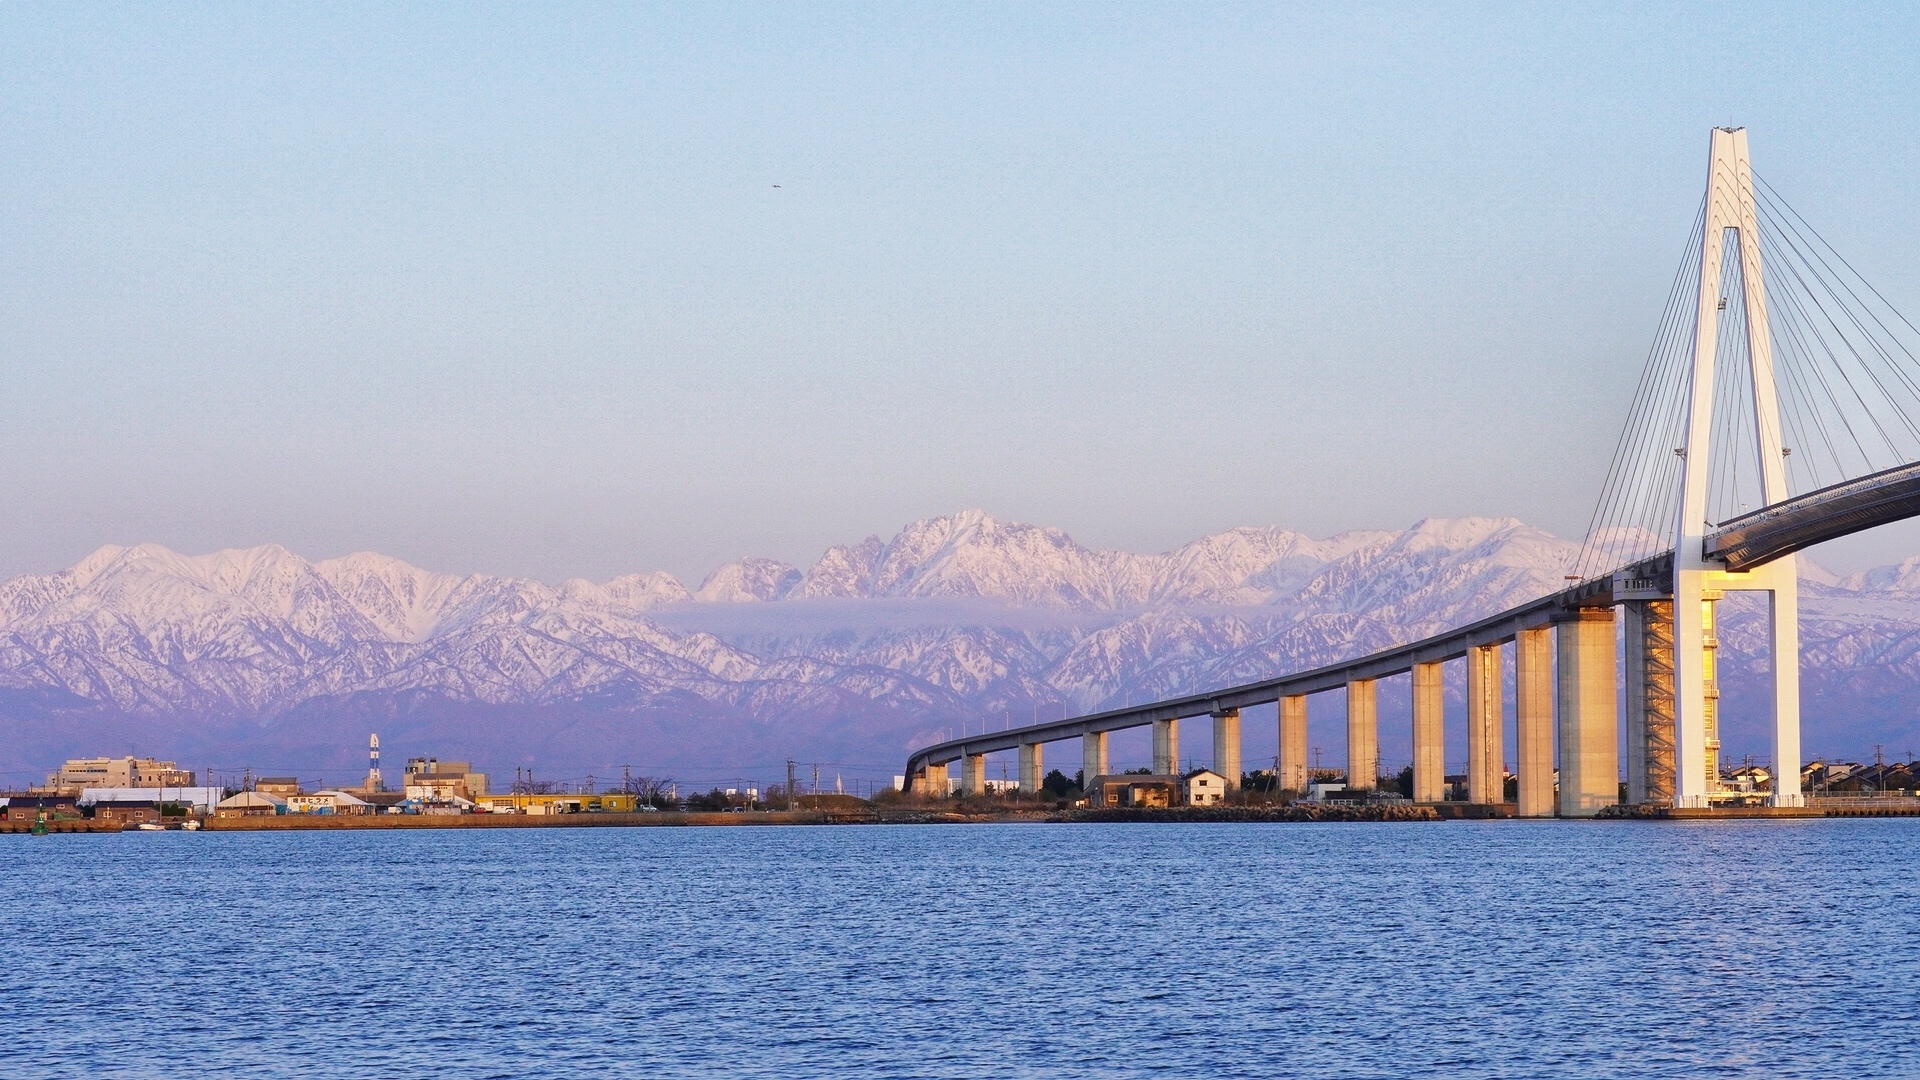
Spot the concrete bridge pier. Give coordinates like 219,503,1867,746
1347,679,1377,793
1467,643,1504,804
962,753,986,797
1556,608,1619,816
1515,627,1554,817
1152,718,1179,775
1411,662,1445,802
1212,709,1241,789
1019,743,1043,795
918,762,949,798
1082,731,1108,786
1278,696,1307,795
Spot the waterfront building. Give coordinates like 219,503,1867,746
78,787,222,814
1086,774,1181,808
90,799,163,827
42,756,194,793
286,790,373,815
403,758,489,798
215,791,287,818
475,792,639,815
0,793,81,822
359,791,408,813
255,777,303,797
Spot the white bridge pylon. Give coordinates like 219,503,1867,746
1672,127,1801,808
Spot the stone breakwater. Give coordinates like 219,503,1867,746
1058,804,1441,824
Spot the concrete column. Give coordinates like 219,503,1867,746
1211,709,1241,789
1467,643,1503,804
1278,696,1307,795
1556,609,1619,817
1515,627,1554,817
1702,591,1723,796
1770,581,1804,807
1673,568,1709,808
1152,718,1179,775
961,753,986,797
919,762,949,798
1082,731,1108,787
1019,743,1043,795
1411,662,1444,802
1346,680,1377,793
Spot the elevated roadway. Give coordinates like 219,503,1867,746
905,457,1920,793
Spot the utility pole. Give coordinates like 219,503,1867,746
786,760,797,811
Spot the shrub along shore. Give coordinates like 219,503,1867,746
1056,803,1441,824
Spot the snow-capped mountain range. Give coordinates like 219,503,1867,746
3,510,1918,785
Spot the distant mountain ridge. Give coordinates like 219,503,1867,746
2,511,1917,782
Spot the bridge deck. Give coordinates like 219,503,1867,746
1706,460,1920,570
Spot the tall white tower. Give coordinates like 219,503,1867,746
1671,127,1803,808
367,733,383,793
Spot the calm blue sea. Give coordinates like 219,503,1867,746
3,820,1916,1078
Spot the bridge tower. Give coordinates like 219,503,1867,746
1669,127,1802,808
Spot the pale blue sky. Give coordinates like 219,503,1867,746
4,3,1918,582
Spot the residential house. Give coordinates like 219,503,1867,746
1184,769,1229,806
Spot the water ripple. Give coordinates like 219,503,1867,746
2,820,1917,1077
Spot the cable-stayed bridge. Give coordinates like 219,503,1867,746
903,128,1920,815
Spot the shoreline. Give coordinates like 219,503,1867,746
8,800,1919,834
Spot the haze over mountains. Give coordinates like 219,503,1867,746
4,510,1919,788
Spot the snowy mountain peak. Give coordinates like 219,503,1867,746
696,557,802,603
792,536,886,600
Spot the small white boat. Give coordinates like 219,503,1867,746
137,822,166,831
181,819,201,831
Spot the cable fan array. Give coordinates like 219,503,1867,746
1573,178,1920,582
